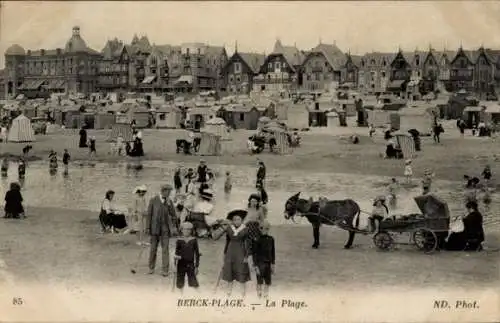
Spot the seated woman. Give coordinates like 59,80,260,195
369,196,389,233
4,182,24,219
99,190,128,234
446,201,485,251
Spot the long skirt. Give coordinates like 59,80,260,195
100,212,127,230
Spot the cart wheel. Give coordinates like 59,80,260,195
373,232,393,251
413,229,437,253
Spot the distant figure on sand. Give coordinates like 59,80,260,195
18,159,26,179
1,158,8,177
256,160,266,188
62,149,70,174
224,171,232,198
387,178,398,209
4,182,24,219
79,127,88,148
88,136,97,159
404,160,413,184
174,167,183,195
482,165,492,184
49,150,58,172
422,169,434,194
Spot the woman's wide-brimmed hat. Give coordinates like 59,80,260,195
226,209,248,221
133,185,147,194
373,195,386,205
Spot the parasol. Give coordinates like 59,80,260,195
414,194,450,219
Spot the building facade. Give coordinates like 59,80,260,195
300,42,345,91
4,26,101,98
97,38,131,92
222,49,265,94
357,52,394,94
340,53,362,88
253,40,305,93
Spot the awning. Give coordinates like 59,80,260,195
485,105,500,114
387,80,406,89
28,79,46,90
175,75,193,85
463,106,484,113
142,75,156,84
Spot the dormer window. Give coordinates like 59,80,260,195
382,59,386,66
370,59,376,65
361,59,365,67
415,55,420,66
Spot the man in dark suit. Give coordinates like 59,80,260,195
145,184,178,276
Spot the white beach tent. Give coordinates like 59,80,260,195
203,117,230,140
8,114,35,142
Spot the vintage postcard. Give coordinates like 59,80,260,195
0,1,499,322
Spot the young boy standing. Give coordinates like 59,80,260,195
174,222,200,293
224,171,232,198
251,220,275,299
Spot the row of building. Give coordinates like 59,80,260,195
2,26,500,99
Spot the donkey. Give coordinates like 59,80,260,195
284,192,361,249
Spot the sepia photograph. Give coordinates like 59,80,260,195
0,1,499,322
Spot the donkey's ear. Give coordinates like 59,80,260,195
294,192,301,198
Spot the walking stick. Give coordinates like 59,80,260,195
213,265,223,294
130,244,146,274
171,258,178,292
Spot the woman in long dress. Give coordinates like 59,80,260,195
244,194,266,243
99,190,128,234
446,201,485,251
129,185,148,245
213,212,251,297
4,182,24,219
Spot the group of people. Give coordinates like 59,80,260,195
365,162,490,251
96,158,274,297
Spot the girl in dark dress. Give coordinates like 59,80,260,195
79,127,88,148
62,149,70,174
446,201,485,251
4,182,24,219
174,222,201,293
482,165,492,184
213,212,251,297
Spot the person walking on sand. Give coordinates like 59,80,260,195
79,126,88,148
387,178,398,210
88,136,97,159
18,158,26,179
174,167,183,195
251,220,275,299
422,169,434,195
404,159,413,184
145,184,178,276
174,222,200,294
256,160,266,188
62,149,70,174
481,165,492,185
224,171,232,199
1,158,9,178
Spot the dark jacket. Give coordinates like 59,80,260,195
145,195,176,236
463,211,485,242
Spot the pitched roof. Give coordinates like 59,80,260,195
101,39,124,59
362,52,396,67
308,43,345,69
271,39,305,67
239,52,266,73
401,50,428,67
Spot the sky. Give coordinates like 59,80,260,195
2,1,500,68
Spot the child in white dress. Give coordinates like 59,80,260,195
404,159,413,184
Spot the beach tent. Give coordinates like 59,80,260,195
108,124,134,142
198,132,222,156
398,105,436,134
8,114,35,142
326,111,339,128
394,133,415,159
203,117,230,140
274,131,292,155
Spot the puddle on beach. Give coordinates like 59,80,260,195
0,160,498,229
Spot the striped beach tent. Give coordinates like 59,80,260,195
274,131,291,155
8,114,35,143
108,124,134,142
394,133,415,159
198,132,222,156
